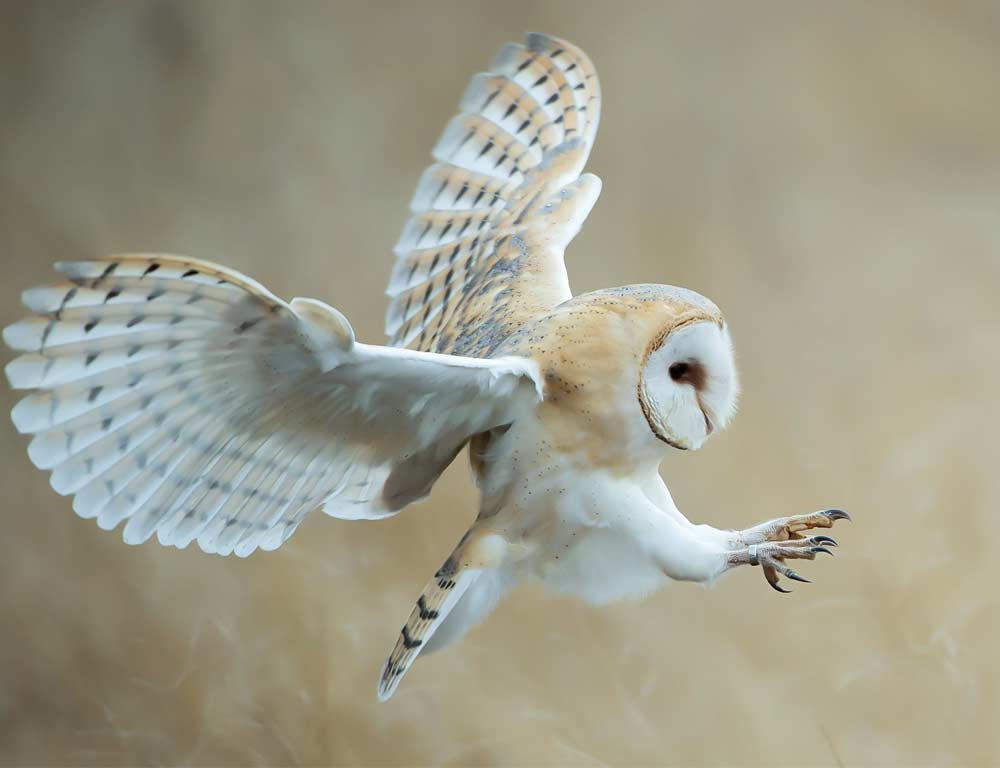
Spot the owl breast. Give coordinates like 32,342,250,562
489,444,669,604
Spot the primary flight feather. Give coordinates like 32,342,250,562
3,33,848,701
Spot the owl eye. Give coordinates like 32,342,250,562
669,362,689,381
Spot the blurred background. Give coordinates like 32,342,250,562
2,1,998,765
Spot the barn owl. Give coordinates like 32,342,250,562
3,33,848,701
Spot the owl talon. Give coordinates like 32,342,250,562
784,569,810,583
768,579,792,594
731,537,837,592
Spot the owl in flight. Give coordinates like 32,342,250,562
4,33,848,700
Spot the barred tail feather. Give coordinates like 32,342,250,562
377,557,479,701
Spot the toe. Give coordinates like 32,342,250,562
771,560,812,583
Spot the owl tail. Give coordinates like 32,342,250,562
377,528,509,701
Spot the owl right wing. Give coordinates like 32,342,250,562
385,32,602,356
4,255,542,557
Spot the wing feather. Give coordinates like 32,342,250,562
5,255,542,556
386,32,603,356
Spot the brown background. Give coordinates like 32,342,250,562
2,1,998,765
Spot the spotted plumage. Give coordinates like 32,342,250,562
4,33,848,704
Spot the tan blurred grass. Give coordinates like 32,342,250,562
1,1,998,765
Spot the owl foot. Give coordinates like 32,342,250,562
728,538,836,592
731,509,850,592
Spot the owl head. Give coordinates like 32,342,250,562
638,311,739,451
502,284,740,460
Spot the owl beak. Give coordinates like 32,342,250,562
696,394,715,436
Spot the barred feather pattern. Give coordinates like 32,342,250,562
5,255,543,556
377,552,479,701
386,32,602,357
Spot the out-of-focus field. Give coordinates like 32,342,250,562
1,2,998,765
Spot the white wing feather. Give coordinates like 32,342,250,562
4,255,542,556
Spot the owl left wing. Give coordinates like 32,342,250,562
386,32,602,356
4,255,542,556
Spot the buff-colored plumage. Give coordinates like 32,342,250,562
387,33,601,356
3,33,848,703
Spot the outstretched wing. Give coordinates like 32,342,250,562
385,32,602,356
4,255,542,556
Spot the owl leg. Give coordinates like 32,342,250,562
731,509,850,592
626,496,848,591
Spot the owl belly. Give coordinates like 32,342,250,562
534,525,668,605
499,464,669,606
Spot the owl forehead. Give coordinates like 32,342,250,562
556,283,722,323
594,283,720,313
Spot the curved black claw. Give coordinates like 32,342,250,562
822,508,851,522
768,580,792,594
811,535,838,547
810,546,835,557
786,569,811,583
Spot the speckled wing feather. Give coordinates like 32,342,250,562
386,32,602,356
4,255,542,556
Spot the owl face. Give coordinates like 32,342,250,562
638,319,739,451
